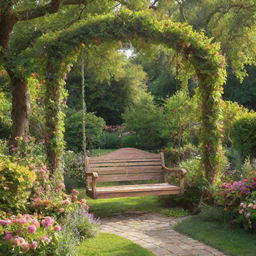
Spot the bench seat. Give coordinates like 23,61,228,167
85,148,186,199
87,183,181,199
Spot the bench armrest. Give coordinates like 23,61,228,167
162,167,187,193
162,167,187,176
86,172,99,178
85,172,98,198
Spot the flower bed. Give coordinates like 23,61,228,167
0,157,99,256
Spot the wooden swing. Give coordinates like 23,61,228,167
85,147,187,199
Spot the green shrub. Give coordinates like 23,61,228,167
63,151,85,191
230,115,256,161
99,131,121,149
163,144,199,166
162,158,207,208
221,100,255,145
123,93,163,149
65,110,105,151
161,90,198,147
119,134,139,148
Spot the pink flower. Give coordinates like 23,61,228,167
71,189,80,195
27,225,37,234
22,242,30,252
30,241,38,250
71,195,78,202
58,208,65,213
31,219,40,227
40,236,51,243
17,218,27,224
4,232,13,241
41,216,54,227
54,225,61,231
63,199,70,205
0,219,11,226
239,209,244,214
253,205,256,210
13,237,26,246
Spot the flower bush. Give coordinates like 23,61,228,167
0,158,98,255
0,156,36,212
218,177,256,230
0,214,61,255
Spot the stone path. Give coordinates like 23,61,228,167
101,212,227,256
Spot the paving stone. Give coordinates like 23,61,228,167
100,213,227,256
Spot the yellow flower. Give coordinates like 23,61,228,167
1,176,6,181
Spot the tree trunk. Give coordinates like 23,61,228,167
8,70,31,148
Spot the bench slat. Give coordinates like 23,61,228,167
96,174,163,182
88,168,163,175
90,162,162,167
89,158,161,164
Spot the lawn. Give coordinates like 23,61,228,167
78,233,155,256
174,216,256,256
76,188,189,218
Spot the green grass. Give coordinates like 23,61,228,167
174,216,256,256
77,188,188,218
78,233,155,256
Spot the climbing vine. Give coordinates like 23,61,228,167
35,10,226,185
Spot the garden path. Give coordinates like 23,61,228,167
101,212,227,256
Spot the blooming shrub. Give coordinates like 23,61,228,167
0,154,99,256
0,156,36,212
0,214,61,255
218,177,256,230
238,192,256,230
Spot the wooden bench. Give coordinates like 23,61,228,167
85,148,187,199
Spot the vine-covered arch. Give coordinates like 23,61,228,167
38,10,226,185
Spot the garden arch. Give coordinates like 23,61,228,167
38,10,226,185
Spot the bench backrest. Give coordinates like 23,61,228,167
86,148,165,183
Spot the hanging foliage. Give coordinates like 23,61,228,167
34,9,226,185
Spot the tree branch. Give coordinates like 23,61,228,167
16,0,91,21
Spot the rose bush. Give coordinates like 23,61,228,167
218,177,256,230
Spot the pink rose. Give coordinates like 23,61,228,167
54,225,61,231
253,205,256,210
4,232,13,241
22,242,30,252
17,218,27,224
30,241,38,250
13,237,26,246
41,216,54,227
27,225,37,234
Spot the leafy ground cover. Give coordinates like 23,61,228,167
78,233,155,256
174,217,256,256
